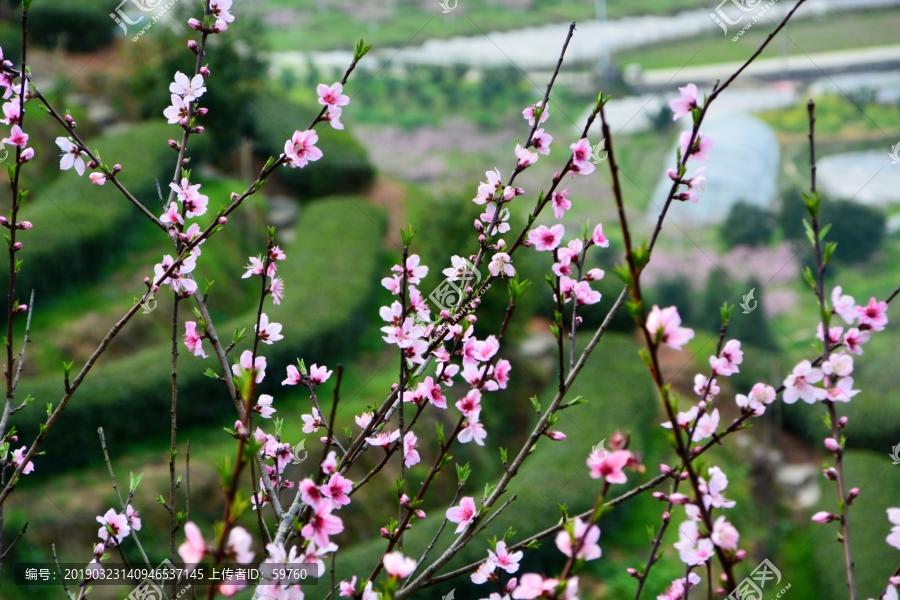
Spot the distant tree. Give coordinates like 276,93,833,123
819,198,885,264
720,201,775,248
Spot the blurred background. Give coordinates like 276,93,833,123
0,0,898,598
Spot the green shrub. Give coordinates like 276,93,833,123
250,95,375,199
720,201,775,248
14,198,386,468
27,0,113,52
4,122,187,302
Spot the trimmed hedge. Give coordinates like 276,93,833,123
5,122,195,301
27,0,113,52
15,197,386,469
250,95,375,199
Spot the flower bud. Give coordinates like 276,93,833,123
626,568,639,578
545,430,566,441
466,315,477,324
891,576,900,587
0,217,7,227
188,40,200,53
698,400,707,410
196,107,209,116
200,66,211,77
12,242,21,251
188,18,203,30
182,158,191,167
399,494,411,507
415,509,426,519
19,148,34,163
112,164,122,174
522,239,533,248
652,492,667,501
660,463,672,475
65,114,77,128
18,221,32,230
94,543,105,557
230,192,240,201
144,277,151,285
575,316,582,325
380,527,391,539
668,493,690,505
847,487,860,505
15,304,27,313
661,511,670,523
87,159,99,170
824,438,841,452
192,126,204,134
478,234,485,244
838,416,848,428
823,467,837,481
440,309,451,319
473,220,484,232
680,472,689,480
610,431,626,450
152,285,159,292
219,216,227,224
716,588,726,597
168,139,180,150
811,511,836,523
734,549,746,562
9,435,17,442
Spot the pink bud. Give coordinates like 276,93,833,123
439,310,451,319
715,589,726,596
196,107,209,116
380,527,391,539
230,192,240,201
15,304,26,313
188,18,203,30
94,543,105,557
824,438,841,452
847,488,859,504
823,467,837,481
661,511,670,522
144,277,151,285
697,400,707,410
9,435,17,442
87,159,99,170
478,234,486,244
522,240,534,248
152,285,159,292
466,315,476,323
415,509,426,519
12,242,21,251
19,148,33,163
18,221,32,230
193,126,204,134
610,431,626,450
112,164,122,174
218,216,227,224
811,511,835,523
65,114,76,127
575,316,583,325
660,464,672,475
679,472,689,480
626,568,638,578
200,66,211,77
652,492,667,501
838,416,848,428
545,430,566,441
399,494,410,506
668,493,689,505
168,139,179,149
890,576,900,587
734,549,746,561
473,220,484,232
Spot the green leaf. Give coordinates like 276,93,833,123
456,462,471,485
530,396,541,413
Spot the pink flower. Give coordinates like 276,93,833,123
458,412,487,446
322,473,353,508
2,124,27,148
555,517,601,561
324,106,344,130
232,350,266,384
160,202,183,227
658,574,701,600
574,281,601,306
184,321,207,358
691,409,720,442
693,374,720,397
473,168,506,204
456,389,482,417
210,0,235,23
843,327,870,355
678,131,714,163
97,508,131,545
322,450,337,475
170,178,209,218
700,466,735,509
164,94,190,125
824,376,859,403
587,449,630,484
126,505,142,531
857,297,888,332
512,574,557,600
551,189,571,219
675,167,707,202
178,522,207,569
488,541,523,573
282,365,302,386
90,172,108,186
532,129,552,155
831,286,857,324
355,412,373,429
822,353,854,377
516,144,538,168
416,376,446,409
529,224,564,251
301,408,322,434
269,277,285,305
366,429,400,447
309,364,333,385
471,559,496,584
570,137,593,168
446,497,477,534
886,507,900,549
255,313,283,345
1,101,21,125
317,82,350,108
170,72,207,102
55,137,85,175
591,223,609,248
488,253,515,278
383,552,416,579
817,323,844,346
300,478,326,508
481,204,511,235
255,394,276,418
523,101,548,126
710,516,739,550
243,255,275,279
339,576,357,597
669,83,699,120
284,130,323,169
224,526,255,564
783,360,826,404
10,446,33,474
492,359,512,389
403,431,420,468
735,382,776,416
674,520,715,566
301,501,344,548
646,305,695,350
